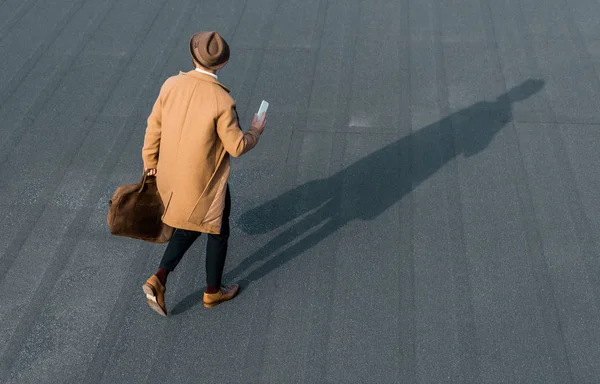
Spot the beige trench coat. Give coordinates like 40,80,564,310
142,70,260,234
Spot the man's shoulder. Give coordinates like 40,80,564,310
178,70,230,89
159,73,185,94
165,71,201,86
159,72,235,105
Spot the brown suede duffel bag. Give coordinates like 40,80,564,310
107,172,174,243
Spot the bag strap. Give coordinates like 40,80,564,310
137,172,149,193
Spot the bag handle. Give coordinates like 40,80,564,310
137,172,149,193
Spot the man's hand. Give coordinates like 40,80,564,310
145,168,157,176
251,113,267,135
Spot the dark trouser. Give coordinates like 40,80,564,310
158,187,231,288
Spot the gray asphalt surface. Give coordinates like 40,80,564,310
2,0,600,383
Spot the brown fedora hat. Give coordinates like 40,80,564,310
189,31,230,70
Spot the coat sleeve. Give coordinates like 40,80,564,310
216,99,260,158
142,92,162,169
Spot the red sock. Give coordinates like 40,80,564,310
155,268,169,286
205,286,219,294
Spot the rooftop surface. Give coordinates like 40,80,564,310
1,0,600,383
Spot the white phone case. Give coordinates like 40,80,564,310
257,100,269,120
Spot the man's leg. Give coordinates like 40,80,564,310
143,228,200,316
158,228,202,283
203,187,239,307
206,187,231,290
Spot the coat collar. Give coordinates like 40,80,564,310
181,70,230,93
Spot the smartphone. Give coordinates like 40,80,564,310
257,100,269,121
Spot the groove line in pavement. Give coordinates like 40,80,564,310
510,0,577,381
0,0,172,376
0,0,119,286
0,0,91,108
81,1,208,381
142,3,287,382
0,0,38,42
396,0,416,382
433,0,481,381
302,0,359,381
0,0,115,161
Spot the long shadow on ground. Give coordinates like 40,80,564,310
170,79,544,315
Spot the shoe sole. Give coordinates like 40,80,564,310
142,283,167,316
203,301,220,308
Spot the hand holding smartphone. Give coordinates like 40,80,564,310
257,100,269,122
251,100,268,134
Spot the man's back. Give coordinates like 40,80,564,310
155,71,234,195
142,68,261,234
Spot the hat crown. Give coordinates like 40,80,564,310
206,33,220,54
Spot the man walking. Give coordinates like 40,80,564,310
141,31,267,316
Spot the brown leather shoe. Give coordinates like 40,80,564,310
142,275,167,316
203,284,239,308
